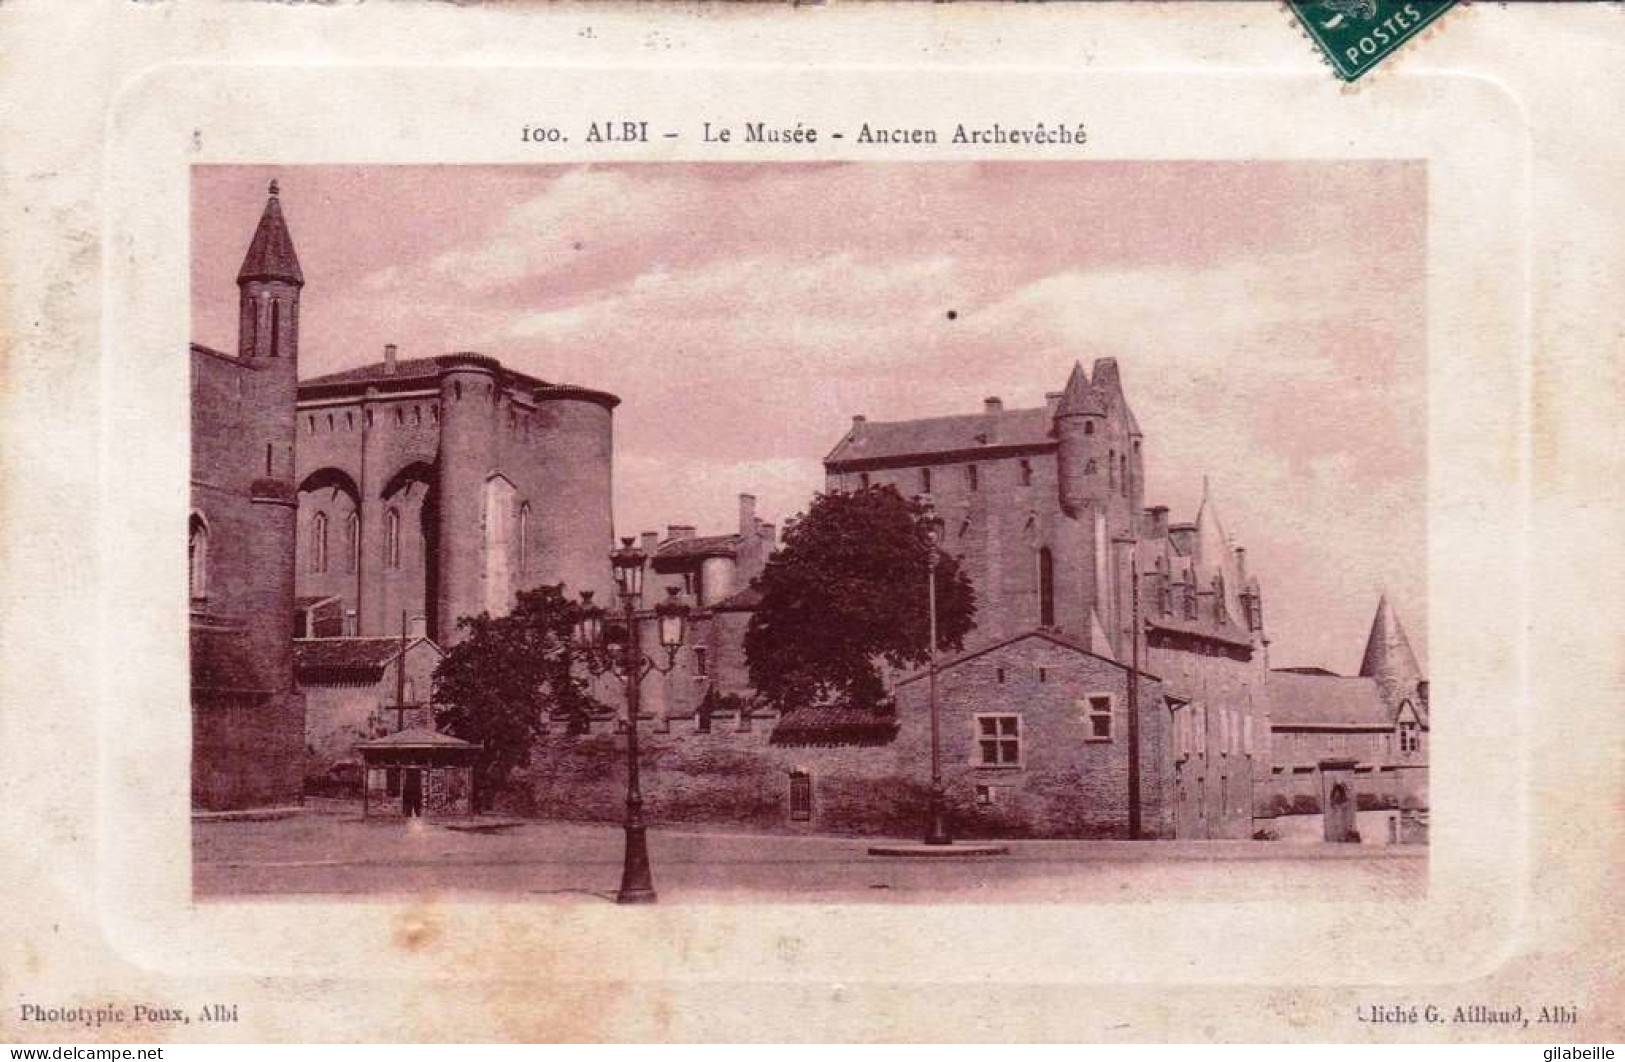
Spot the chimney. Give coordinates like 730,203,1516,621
984,397,1003,415
738,493,757,537
1045,391,1064,413
851,414,866,429
640,530,659,554
667,524,696,541
384,343,398,374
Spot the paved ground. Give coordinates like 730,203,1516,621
193,812,1427,903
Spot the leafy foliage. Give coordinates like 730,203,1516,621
433,584,602,801
744,485,976,712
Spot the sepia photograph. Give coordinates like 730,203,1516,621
189,162,1428,904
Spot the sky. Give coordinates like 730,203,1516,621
193,162,1427,674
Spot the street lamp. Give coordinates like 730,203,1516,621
572,539,690,904
923,508,953,846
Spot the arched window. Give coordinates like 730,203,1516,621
188,514,209,599
385,508,402,570
270,300,281,357
518,502,531,572
1108,450,1116,489
310,512,329,573
345,512,360,573
1120,454,1128,496
1038,546,1055,627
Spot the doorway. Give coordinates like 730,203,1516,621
1325,782,1355,842
402,768,424,818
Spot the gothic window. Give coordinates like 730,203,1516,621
327,413,335,432
1019,459,1033,486
265,443,273,476
395,407,405,427
1108,450,1116,489
976,714,1022,767
517,502,531,573
306,415,315,435
188,514,208,599
345,512,360,574
270,300,281,357
310,512,329,574
1038,546,1055,627
346,411,354,431
385,508,402,570
1120,454,1129,496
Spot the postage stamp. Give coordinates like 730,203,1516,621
1289,0,1458,82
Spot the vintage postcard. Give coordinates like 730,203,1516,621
1,0,1621,1045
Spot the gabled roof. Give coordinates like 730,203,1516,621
825,406,1057,468
293,636,440,675
894,627,1161,688
236,182,304,286
1266,670,1392,729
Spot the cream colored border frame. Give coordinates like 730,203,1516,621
98,64,1524,991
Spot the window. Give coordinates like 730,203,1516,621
788,770,813,822
345,512,360,573
920,467,932,493
188,514,208,599
1084,421,1095,435
996,667,1005,685
327,413,334,432
307,415,315,435
692,646,708,678
310,512,329,573
859,472,871,489
1120,454,1128,496
1019,459,1033,486
385,508,402,570
346,411,354,431
1085,695,1113,740
1108,450,1116,489
270,300,281,357
1038,546,1055,627
1038,667,1048,683
1399,721,1420,754
976,714,1021,767
517,502,531,572
395,407,405,426
966,464,979,491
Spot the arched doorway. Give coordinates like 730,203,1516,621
1325,782,1356,842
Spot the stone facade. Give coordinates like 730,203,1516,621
294,350,618,645
294,635,444,786
189,183,307,811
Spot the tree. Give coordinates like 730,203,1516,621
745,484,976,712
433,584,602,803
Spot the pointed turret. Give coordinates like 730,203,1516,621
237,180,304,287
1090,357,1140,437
1358,595,1423,706
1192,477,1245,625
1055,361,1106,417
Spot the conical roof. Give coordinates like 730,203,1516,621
1358,595,1423,688
1054,361,1106,417
1192,477,1245,622
1090,357,1141,436
236,180,304,286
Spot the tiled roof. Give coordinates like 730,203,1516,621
293,636,437,675
1144,613,1256,652
895,627,1161,688
191,629,272,695
710,585,763,612
1267,670,1392,729
299,356,449,388
655,534,741,561
770,707,898,747
825,406,1056,468
1054,361,1107,417
356,726,473,749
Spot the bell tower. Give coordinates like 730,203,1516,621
236,179,304,366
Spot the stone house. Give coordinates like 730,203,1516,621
293,634,444,791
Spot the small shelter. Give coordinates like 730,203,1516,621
355,727,479,819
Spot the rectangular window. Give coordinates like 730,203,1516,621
1019,459,1033,486
976,714,1021,767
1086,695,1113,740
966,464,979,491
995,667,1005,685
920,467,932,493
1038,667,1047,683
859,472,871,489
693,646,708,678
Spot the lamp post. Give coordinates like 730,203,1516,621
923,509,952,846
572,538,691,905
